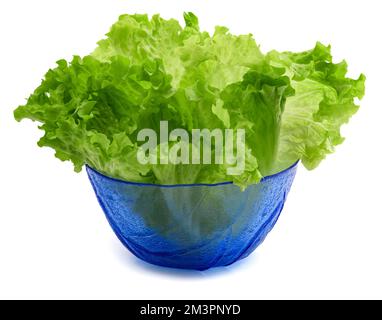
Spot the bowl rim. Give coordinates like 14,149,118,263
86,160,298,188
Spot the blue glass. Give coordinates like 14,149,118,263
86,162,298,270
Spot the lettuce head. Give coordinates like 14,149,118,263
14,13,365,189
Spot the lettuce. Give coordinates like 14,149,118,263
14,13,365,189
267,43,366,172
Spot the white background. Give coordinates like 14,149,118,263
0,0,381,300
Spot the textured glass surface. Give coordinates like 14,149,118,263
87,163,297,270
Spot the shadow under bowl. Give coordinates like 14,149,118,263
86,162,298,271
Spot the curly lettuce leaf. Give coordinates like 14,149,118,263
267,43,365,172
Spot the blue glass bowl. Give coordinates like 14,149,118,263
86,162,298,271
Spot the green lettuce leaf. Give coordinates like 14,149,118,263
267,43,365,172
